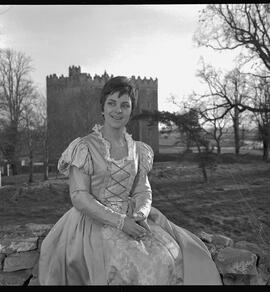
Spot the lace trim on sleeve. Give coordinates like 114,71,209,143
116,213,127,230
57,138,93,177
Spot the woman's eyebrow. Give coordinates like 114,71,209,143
107,98,117,102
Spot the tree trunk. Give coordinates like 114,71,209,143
217,142,221,154
233,107,240,155
43,160,49,181
11,161,18,176
195,140,208,183
200,160,208,183
9,145,18,176
262,140,270,161
28,147,33,183
43,129,49,181
7,122,19,175
185,133,192,151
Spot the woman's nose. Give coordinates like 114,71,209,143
115,105,122,112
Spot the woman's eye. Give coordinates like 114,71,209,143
122,104,131,108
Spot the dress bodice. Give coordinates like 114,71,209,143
101,160,133,214
57,124,154,216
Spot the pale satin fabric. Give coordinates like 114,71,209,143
38,125,222,285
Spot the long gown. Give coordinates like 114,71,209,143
38,124,222,285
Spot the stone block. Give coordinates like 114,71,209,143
37,236,46,250
234,241,264,256
28,276,40,286
235,241,270,285
204,243,218,258
25,223,53,237
3,251,39,272
0,269,32,286
222,273,260,285
31,260,39,278
0,237,38,254
198,231,213,243
215,247,257,276
199,231,233,248
257,258,270,285
0,254,5,271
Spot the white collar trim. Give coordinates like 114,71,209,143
92,124,134,164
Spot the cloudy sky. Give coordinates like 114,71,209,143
0,4,238,112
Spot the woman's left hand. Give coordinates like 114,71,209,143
133,212,151,234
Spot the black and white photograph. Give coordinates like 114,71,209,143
0,3,269,286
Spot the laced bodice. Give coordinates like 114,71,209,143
57,124,154,217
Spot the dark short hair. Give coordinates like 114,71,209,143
100,76,137,113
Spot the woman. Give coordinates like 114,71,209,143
39,76,222,285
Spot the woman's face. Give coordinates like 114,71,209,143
103,91,132,129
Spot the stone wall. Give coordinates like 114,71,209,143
0,223,53,286
0,223,269,285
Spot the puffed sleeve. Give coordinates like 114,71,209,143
58,138,126,229
57,137,93,177
130,141,154,218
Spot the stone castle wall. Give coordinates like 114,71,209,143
47,66,159,165
0,223,269,285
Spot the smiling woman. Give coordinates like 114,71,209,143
38,76,222,285
100,78,134,159
102,91,132,130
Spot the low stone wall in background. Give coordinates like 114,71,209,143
0,223,269,285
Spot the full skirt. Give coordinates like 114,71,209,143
38,206,222,285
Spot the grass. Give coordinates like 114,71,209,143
1,151,270,250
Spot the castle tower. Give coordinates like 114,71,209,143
47,66,158,166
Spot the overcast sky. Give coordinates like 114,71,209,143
0,4,239,112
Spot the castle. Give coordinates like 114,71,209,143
47,66,159,165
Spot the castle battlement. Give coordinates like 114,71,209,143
47,65,159,159
47,66,157,88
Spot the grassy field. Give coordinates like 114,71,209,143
1,150,270,250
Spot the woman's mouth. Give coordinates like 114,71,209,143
111,115,123,121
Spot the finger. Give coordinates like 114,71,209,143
136,233,147,241
136,220,151,232
139,221,151,233
133,211,145,218
135,225,147,234
133,214,146,222
131,227,145,238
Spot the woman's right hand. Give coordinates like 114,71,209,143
122,216,148,240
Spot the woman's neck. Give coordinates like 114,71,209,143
102,124,125,144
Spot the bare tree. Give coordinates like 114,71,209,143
19,92,48,182
194,4,270,73
134,109,214,183
189,98,230,154
0,48,35,175
250,76,270,160
196,62,249,154
21,104,36,183
35,94,48,180
225,68,250,154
